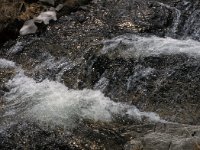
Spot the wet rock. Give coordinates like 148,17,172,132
142,132,172,150
0,121,127,150
170,137,200,150
123,123,200,150
124,140,143,150
0,21,22,45
139,132,200,150
0,69,15,87
130,0,173,34
2,0,200,149
39,0,55,6
0,122,72,149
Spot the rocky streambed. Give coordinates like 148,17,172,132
1,0,200,149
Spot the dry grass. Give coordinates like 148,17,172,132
18,3,44,20
0,1,24,23
0,0,89,23
0,0,45,22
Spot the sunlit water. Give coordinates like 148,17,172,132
102,34,200,58
3,34,199,129
0,58,16,69
3,71,163,128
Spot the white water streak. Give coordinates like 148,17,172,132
4,72,164,128
102,34,200,58
158,2,181,34
0,58,16,69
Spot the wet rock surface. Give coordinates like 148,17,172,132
1,0,200,149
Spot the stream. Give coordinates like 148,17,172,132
1,0,200,149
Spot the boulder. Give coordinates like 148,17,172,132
34,10,57,24
20,19,38,35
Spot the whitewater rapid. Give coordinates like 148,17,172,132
3,33,199,129
102,34,200,58
3,71,163,128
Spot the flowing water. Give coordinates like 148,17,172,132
2,1,200,148
2,33,200,131
1,59,164,130
102,34,200,58
157,2,181,36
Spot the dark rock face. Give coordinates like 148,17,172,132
1,0,200,149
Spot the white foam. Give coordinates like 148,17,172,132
0,58,15,69
4,73,165,128
102,35,200,58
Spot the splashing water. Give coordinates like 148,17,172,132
0,59,15,69
5,33,197,129
4,72,164,128
102,34,200,58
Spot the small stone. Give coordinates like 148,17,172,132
34,10,57,25
20,19,38,35
124,140,143,150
